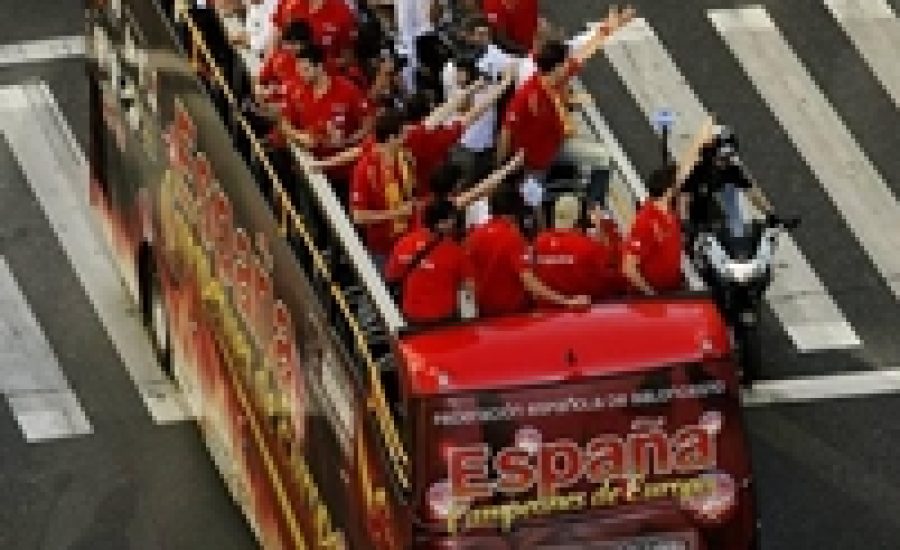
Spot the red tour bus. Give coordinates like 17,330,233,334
398,304,756,548
87,1,758,548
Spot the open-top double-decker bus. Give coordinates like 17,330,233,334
87,1,758,547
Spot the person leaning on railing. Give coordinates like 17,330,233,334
349,109,416,272
280,42,374,205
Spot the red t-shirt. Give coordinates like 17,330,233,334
386,228,473,323
296,75,371,177
265,75,310,148
351,143,410,256
625,201,684,292
482,0,539,52
258,46,301,104
503,65,579,172
403,121,465,198
273,0,356,60
466,218,530,317
532,230,596,307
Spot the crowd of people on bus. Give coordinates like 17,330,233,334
204,0,728,326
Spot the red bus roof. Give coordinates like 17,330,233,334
396,298,731,397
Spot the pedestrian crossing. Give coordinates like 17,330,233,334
0,256,92,442
709,6,900,301
3,0,900,442
0,81,189,443
823,0,900,110
602,16,862,353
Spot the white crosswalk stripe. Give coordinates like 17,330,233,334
823,0,900,109
0,35,85,67
0,83,189,429
602,17,861,353
709,6,900,301
0,257,92,442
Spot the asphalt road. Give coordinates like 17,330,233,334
0,1,899,549
542,1,900,548
0,2,256,548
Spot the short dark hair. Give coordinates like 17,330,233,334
429,162,462,198
374,109,404,143
425,198,456,230
296,42,325,67
282,21,312,46
491,187,525,217
404,91,434,123
464,14,491,33
647,165,677,199
535,40,569,73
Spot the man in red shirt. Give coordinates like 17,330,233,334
497,7,634,228
623,165,684,295
481,0,539,53
532,194,598,308
350,110,415,267
272,0,356,62
497,7,635,172
254,21,311,113
466,189,589,317
281,43,373,198
386,199,474,325
587,204,626,300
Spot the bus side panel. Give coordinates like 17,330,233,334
87,3,405,548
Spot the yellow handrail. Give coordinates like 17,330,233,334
180,5,409,496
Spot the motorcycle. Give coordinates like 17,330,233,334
689,211,799,388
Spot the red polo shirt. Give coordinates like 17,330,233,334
532,230,596,307
258,46,301,103
386,229,473,324
625,201,683,292
281,76,311,127
482,0,539,52
273,0,356,60
466,217,531,317
503,64,579,172
403,121,465,198
267,75,310,148
351,143,409,256
296,75,371,178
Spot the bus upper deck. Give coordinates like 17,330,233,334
87,1,757,548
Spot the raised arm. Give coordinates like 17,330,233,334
457,69,516,130
676,115,716,188
422,81,481,128
571,5,637,65
309,144,363,171
452,150,525,209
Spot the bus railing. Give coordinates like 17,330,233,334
174,0,410,497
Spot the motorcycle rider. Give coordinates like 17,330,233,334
679,125,774,240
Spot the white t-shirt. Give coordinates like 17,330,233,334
466,198,491,229
443,44,514,151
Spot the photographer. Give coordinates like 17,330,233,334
680,125,773,239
